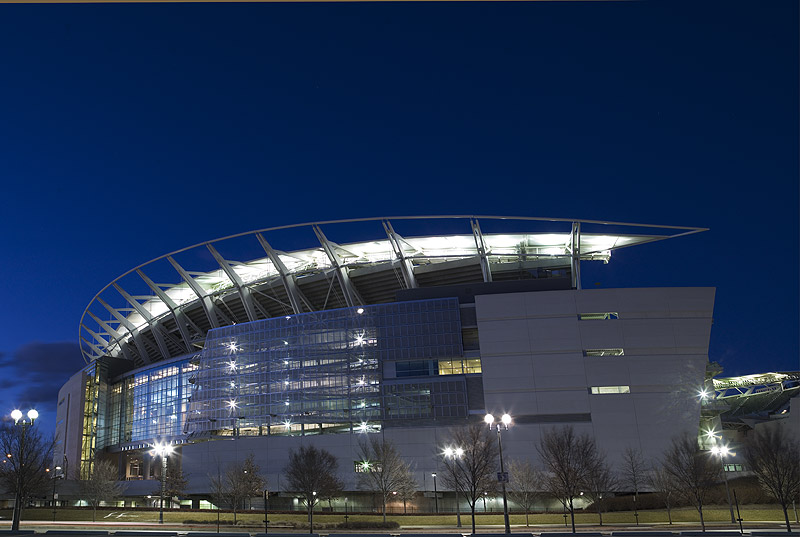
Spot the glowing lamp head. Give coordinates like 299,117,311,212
356,307,364,314
27,409,38,421
10,410,22,422
501,413,512,426
151,443,173,457
484,413,494,425
455,447,464,457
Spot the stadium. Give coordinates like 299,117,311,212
54,215,797,510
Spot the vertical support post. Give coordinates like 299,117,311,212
570,222,582,290
432,473,439,514
497,428,511,534
159,454,167,524
264,489,269,534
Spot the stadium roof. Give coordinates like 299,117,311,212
79,215,706,365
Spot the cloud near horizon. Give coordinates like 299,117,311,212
0,342,85,415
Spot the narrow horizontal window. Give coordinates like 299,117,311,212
723,463,744,472
590,386,630,395
579,312,619,320
584,348,624,357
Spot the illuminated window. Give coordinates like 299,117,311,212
578,312,619,320
590,386,630,394
438,359,482,375
584,348,624,357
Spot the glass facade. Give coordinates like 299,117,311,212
101,359,196,448
86,297,473,463
185,298,465,437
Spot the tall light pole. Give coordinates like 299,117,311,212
150,443,173,524
263,488,269,534
10,408,38,532
710,444,736,524
310,490,317,534
443,447,463,528
52,465,62,522
485,412,512,534
431,473,439,514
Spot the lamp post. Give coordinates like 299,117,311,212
264,489,269,534
431,473,439,514
150,443,173,524
443,447,464,528
485,412,512,534
310,491,317,534
52,465,62,522
10,408,38,532
710,444,736,524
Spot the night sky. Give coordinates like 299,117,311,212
0,0,797,430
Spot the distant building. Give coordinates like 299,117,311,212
55,215,762,509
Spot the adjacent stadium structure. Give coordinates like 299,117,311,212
53,215,796,510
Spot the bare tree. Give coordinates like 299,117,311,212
356,436,416,521
647,463,677,524
581,454,617,526
284,444,344,530
240,454,266,510
0,422,54,530
211,454,266,524
151,457,189,509
620,447,647,524
662,434,720,531
507,459,544,526
744,427,800,532
397,474,417,514
79,459,126,521
441,423,498,534
537,426,597,533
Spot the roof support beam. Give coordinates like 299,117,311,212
96,298,152,364
470,218,492,283
113,283,180,359
312,225,364,308
85,311,134,361
80,336,106,362
570,222,582,290
207,243,258,322
136,269,197,351
382,220,417,289
167,256,220,329
255,233,312,315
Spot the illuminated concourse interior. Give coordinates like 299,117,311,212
53,216,798,507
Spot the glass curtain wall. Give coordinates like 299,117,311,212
186,298,463,437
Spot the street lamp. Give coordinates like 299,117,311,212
52,465,62,522
264,489,269,535
485,413,512,534
150,443,174,524
431,473,439,513
309,490,317,534
710,443,736,524
443,447,463,528
9,409,38,532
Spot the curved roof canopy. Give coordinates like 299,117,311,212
79,215,706,365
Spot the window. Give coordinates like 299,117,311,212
438,359,482,375
396,360,431,377
579,312,619,320
584,348,624,357
590,386,630,395
723,463,744,472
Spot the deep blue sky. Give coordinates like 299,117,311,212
0,0,797,430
